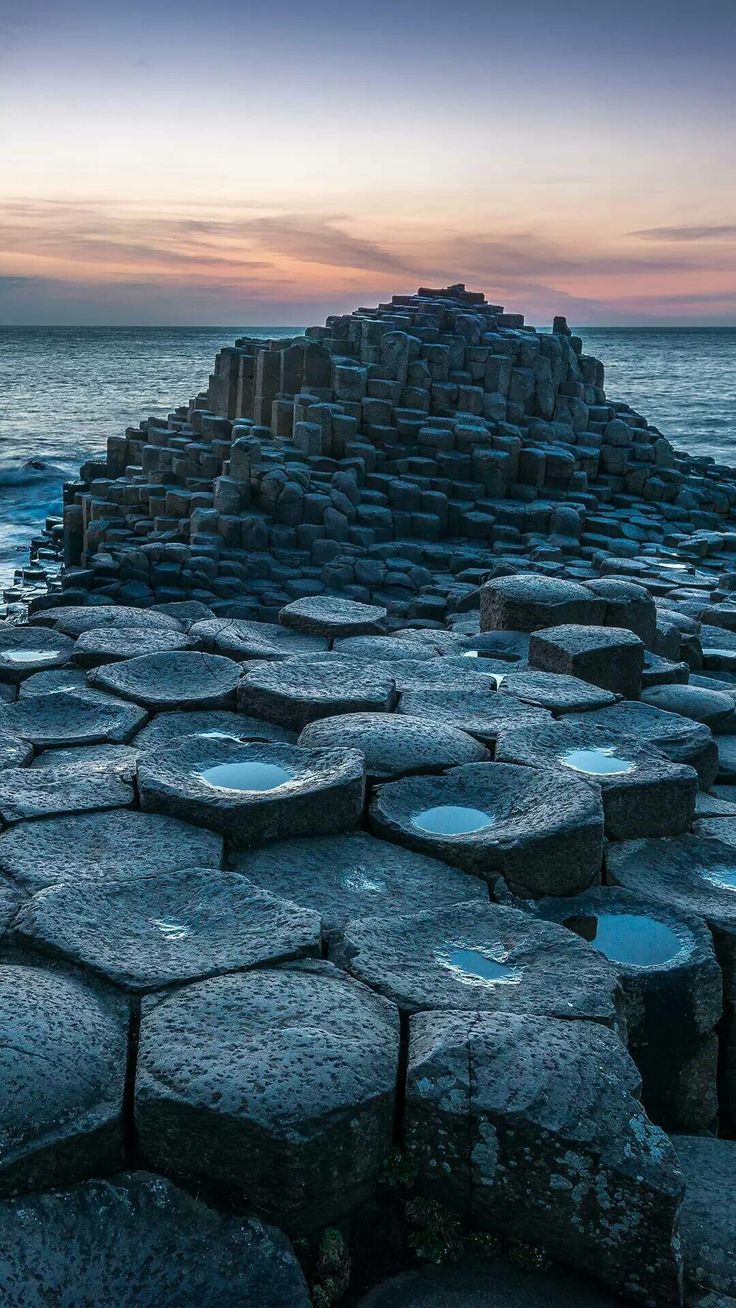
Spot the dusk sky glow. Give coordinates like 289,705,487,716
1,0,734,325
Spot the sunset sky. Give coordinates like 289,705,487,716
1,0,734,326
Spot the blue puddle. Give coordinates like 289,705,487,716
564,913,684,967
413,805,494,835
559,747,636,777
441,946,521,985
199,760,294,791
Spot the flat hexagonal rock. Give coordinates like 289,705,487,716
19,667,88,696
564,700,719,789
88,651,242,711
235,832,486,947
499,669,619,713
0,689,147,748
535,884,721,1131
0,1171,311,1308
37,605,183,637
0,809,222,892
641,683,736,731
369,761,603,897
673,1135,736,1305
30,743,140,780
135,961,399,1233
397,689,553,748
132,707,296,749
584,576,657,646
388,656,519,693
14,870,321,991
138,738,364,845
332,635,437,661
72,625,194,668
0,625,74,683
0,964,127,1197
280,595,388,639
405,1011,683,1306
495,720,697,839
190,617,327,660
480,574,605,633
0,764,133,825
528,625,645,699
239,658,396,730
340,900,621,1025
298,713,489,781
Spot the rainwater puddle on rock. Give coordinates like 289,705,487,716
0,649,53,665
199,760,294,792
150,918,189,942
440,946,522,985
657,562,689,572
559,747,636,777
564,913,684,967
340,868,387,894
413,805,494,835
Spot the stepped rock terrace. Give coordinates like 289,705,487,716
2,286,736,1306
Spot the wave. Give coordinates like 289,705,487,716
0,459,68,488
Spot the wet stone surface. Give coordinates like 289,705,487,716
132,707,297,750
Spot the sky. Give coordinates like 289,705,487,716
0,0,734,326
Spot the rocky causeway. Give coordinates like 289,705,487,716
2,284,736,1305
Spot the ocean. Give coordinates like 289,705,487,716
0,325,734,590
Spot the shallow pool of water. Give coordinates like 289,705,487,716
559,747,636,777
441,946,521,984
199,760,294,791
0,648,55,665
564,912,684,966
413,804,494,835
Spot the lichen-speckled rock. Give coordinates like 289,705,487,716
235,831,486,947
405,1011,683,1306
72,625,194,668
369,761,603,897
673,1135,736,1305
138,738,364,845
280,595,387,639
239,658,396,730
535,884,721,1131
340,899,621,1026
0,809,222,891
495,719,697,839
190,617,326,660
0,964,127,1197
0,625,74,683
132,707,296,749
0,688,147,748
0,1170,311,1308
88,650,242,711
565,699,720,789
135,960,399,1233
480,574,605,633
298,712,489,781
14,870,321,991
397,688,553,749
0,763,133,825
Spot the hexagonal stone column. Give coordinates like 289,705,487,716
369,762,603,897
0,964,127,1197
135,961,399,1234
405,1011,683,1306
499,669,619,714
0,1171,311,1307
397,689,553,750
13,870,321,991
236,832,486,949
536,885,721,1131
0,809,222,892
0,625,74,683
190,617,326,660
133,708,296,749
138,738,364,845
0,689,147,748
528,625,645,700
480,574,605,633
298,713,489,781
239,659,397,730
565,701,719,789
280,596,387,640
673,1135,736,1307
340,900,621,1027
89,651,242,711
495,719,697,839
0,763,133,825
72,626,194,668
38,605,183,637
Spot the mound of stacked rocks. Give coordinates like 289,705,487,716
51,284,736,624
6,288,736,1306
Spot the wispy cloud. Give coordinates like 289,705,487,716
631,224,736,242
